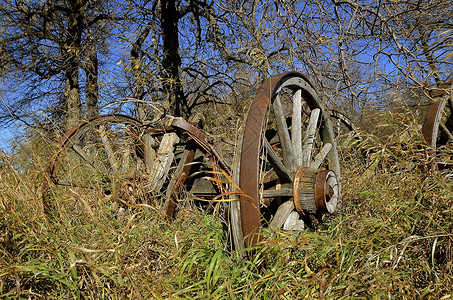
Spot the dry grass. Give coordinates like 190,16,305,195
1,111,452,299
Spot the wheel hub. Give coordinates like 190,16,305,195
293,167,339,215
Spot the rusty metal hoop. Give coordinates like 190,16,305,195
329,110,357,138
42,114,159,218
422,78,453,170
230,72,341,250
42,114,232,222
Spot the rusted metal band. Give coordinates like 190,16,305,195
422,98,445,148
171,118,231,175
239,71,316,248
315,170,329,213
46,114,144,183
422,78,453,147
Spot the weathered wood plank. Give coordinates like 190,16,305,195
143,134,157,174
149,132,179,192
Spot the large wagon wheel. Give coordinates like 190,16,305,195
42,115,144,222
230,72,341,251
422,78,453,171
43,114,230,224
42,114,186,221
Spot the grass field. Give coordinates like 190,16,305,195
1,111,452,299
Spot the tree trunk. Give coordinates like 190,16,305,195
85,29,98,118
160,0,189,118
63,1,83,130
131,22,153,120
65,59,81,130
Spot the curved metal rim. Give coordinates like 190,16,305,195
47,114,144,180
329,110,357,133
422,99,446,148
315,170,338,214
238,71,340,248
42,114,145,204
422,78,453,170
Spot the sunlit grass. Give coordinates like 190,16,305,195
1,112,452,299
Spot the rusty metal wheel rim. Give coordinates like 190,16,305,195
43,114,232,221
235,72,341,249
42,114,155,221
422,78,453,170
329,109,359,145
46,114,143,183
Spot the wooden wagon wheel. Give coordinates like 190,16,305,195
230,72,341,251
42,114,231,224
42,114,145,221
422,78,453,171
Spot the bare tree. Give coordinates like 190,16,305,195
1,0,452,132
0,0,113,130
329,0,453,98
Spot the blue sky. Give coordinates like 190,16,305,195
0,128,13,152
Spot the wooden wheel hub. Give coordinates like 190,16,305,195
293,167,339,215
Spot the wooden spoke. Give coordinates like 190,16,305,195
100,124,119,176
301,108,320,167
71,144,95,167
120,137,132,174
292,89,303,167
273,94,294,170
261,184,293,198
269,200,295,230
263,139,292,183
439,122,453,142
144,134,157,173
149,132,179,192
310,143,332,169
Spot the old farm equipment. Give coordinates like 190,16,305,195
42,113,233,219
229,72,341,250
422,78,453,171
43,72,342,252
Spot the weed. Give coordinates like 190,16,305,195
1,111,452,299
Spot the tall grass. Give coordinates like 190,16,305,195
1,111,452,299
